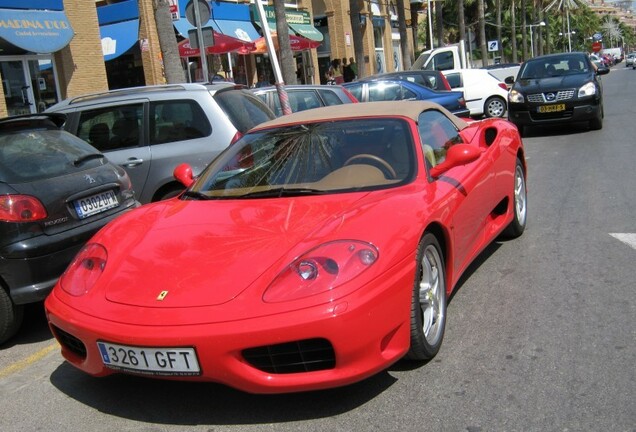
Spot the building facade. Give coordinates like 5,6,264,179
0,0,415,118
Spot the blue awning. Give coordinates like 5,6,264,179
214,18,259,42
173,18,221,38
0,8,74,53
99,18,139,61
211,1,260,43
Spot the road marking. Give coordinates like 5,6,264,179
609,233,636,250
0,342,59,379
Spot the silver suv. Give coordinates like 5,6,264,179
47,83,275,203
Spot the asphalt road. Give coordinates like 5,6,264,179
1,65,635,432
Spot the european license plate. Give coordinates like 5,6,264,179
97,342,201,376
538,103,566,113
73,190,119,219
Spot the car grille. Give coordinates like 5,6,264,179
242,338,336,374
527,90,575,103
51,325,87,359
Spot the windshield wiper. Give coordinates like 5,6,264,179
73,153,104,166
237,187,327,198
181,190,211,200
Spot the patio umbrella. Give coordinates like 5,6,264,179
251,33,321,54
178,32,255,57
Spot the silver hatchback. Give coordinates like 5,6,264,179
47,83,275,203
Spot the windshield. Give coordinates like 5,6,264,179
520,56,590,79
186,119,416,199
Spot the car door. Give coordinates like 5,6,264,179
73,101,151,202
418,110,495,274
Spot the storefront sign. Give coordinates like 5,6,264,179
0,9,74,53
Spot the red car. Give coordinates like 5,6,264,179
45,101,527,394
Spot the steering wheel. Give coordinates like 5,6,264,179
344,154,397,179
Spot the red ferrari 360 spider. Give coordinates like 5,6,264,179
45,101,527,394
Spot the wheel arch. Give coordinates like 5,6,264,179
421,222,453,294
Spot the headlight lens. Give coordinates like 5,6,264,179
578,82,597,97
263,240,379,303
508,89,525,104
60,243,107,296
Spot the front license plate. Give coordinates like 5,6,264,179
538,103,566,113
97,342,201,376
73,190,119,219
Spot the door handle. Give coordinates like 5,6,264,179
123,158,144,167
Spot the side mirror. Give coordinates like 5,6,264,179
504,76,515,85
173,163,195,187
596,66,610,75
429,144,482,178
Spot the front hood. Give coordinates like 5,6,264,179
98,195,365,308
516,73,593,94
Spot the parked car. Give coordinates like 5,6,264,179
343,80,471,118
46,83,276,203
442,68,511,118
364,70,452,91
507,51,610,135
252,84,358,117
46,101,527,393
625,52,636,67
0,113,138,344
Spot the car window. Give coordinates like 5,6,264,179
0,129,101,182
149,100,211,145
345,83,363,101
317,89,344,106
402,86,417,100
432,51,454,71
287,90,322,112
417,110,462,169
444,73,462,89
77,104,143,152
368,82,402,101
213,89,275,134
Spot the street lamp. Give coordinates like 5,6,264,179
527,21,546,58
559,31,577,52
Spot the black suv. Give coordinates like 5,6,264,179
507,52,610,135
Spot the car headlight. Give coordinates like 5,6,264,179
578,82,597,97
508,89,525,104
263,240,379,303
60,243,108,296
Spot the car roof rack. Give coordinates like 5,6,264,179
64,82,233,105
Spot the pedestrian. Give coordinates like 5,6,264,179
343,57,355,82
330,59,344,85
349,57,358,80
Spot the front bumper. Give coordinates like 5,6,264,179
45,262,415,394
508,100,601,127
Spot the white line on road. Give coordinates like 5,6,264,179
609,233,636,250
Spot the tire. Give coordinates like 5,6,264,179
407,233,447,360
484,96,507,118
589,105,604,130
502,158,527,239
0,287,24,345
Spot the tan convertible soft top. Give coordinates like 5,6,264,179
251,100,469,131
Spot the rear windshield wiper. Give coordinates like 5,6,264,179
73,153,104,166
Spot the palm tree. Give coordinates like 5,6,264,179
153,0,185,83
543,0,586,52
273,0,297,84
396,0,413,68
349,0,367,78
478,0,488,66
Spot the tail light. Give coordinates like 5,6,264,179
498,83,508,91
0,194,47,222
229,131,243,146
